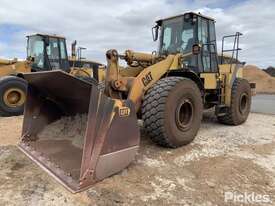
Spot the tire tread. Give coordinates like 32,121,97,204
142,77,191,148
217,78,251,125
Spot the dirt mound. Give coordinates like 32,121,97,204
243,65,275,94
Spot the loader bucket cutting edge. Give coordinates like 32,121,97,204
18,71,140,193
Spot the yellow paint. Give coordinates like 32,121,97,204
0,61,31,77
128,55,176,105
219,63,244,106
200,73,218,89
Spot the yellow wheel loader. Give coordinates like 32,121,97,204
0,34,103,116
18,12,254,192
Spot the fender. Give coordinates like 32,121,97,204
166,69,205,93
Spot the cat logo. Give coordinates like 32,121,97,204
142,72,153,87
119,107,130,117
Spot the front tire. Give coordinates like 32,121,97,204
142,77,203,148
0,76,27,116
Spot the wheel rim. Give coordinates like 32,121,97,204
175,99,194,131
239,93,248,114
3,88,26,108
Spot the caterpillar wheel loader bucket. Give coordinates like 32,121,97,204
18,71,140,193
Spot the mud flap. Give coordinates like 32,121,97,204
18,71,140,193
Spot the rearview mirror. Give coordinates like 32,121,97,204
152,25,159,41
192,44,201,55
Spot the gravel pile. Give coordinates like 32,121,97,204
37,114,88,148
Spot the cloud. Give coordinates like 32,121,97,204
0,0,274,68
195,0,275,67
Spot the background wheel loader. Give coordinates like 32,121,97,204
18,12,254,192
0,34,103,116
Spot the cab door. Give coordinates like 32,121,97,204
197,17,218,73
59,38,70,72
46,37,70,72
46,37,61,70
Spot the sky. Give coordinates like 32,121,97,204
0,0,274,68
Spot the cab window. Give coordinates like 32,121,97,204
46,38,60,69
60,39,67,59
198,18,211,72
162,27,172,52
27,36,45,69
181,26,194,53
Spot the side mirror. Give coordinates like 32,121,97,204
192,44,201,55
152,25,159,41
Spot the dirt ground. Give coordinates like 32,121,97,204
0,112,275,206
0,116,23,146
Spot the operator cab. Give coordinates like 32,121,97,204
27,34,70,72
153,12,218,73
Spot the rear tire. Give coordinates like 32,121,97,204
0,76,27,116
142,77,203,148
217,78,251,125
